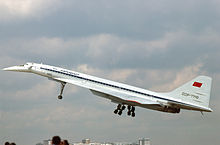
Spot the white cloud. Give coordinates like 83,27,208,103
3,30,219,69
0,0,61,21
76,64,102,75
76,64,136,82
84,33,171,58
14,80,56,100
1,33,173,63
25,37,67,56
150,63,204,92
107,69,136,82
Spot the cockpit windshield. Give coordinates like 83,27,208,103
19,63,32,67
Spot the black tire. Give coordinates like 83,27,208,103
58,95,62,99
176,108,180,113
122,105,126,110
117,104,121,109
132,112,135,117
127,111,131,116
127,105,131,110
118,110,122,115
131,106,135,111
114,109,118,114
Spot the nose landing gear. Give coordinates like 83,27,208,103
58,82,66,99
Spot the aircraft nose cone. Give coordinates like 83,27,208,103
3,66,15,71
2,66,28,72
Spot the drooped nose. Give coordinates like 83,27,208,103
3,66,30,72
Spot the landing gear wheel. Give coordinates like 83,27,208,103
58,95,63,99
127,111,131,116
127,106,135,117
117,104,122,109
118,110,122,115
176,108,180,113
114,109,118,114
131,112,135,117
131,106,135,111
127,105,131,110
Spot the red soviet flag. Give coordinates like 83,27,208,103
193,82,202,88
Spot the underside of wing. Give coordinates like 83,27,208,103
53,77,159,107
90,89,160,106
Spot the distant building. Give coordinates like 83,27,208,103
73,138,114,145
82,139,91,144
43,140,52,145
114,142,128,145
74,139,98,145
138,138,150,145
101,143,114,145
38,137,149,145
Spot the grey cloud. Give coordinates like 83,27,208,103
1,34,168,68
1,0,220,40
2,30,220,72
0,0,62,21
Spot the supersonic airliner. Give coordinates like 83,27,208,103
3,62,213,117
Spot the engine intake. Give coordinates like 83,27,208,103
163,106,180,113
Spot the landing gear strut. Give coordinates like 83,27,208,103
114,104,135,117
58,82,66,99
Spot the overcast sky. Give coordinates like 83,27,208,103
1,0,220,145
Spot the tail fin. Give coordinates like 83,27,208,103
166,76,212,109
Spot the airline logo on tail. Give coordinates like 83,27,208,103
193,82,203,88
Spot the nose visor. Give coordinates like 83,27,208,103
3,65,31,72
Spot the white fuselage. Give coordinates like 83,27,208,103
3,62,213,114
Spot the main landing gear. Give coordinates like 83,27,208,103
114,104,136,117
127,105,135,117
58,82,66,99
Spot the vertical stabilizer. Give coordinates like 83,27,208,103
166,76,212,108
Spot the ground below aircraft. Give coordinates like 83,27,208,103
3,62,213,117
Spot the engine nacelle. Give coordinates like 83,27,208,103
163,106,180,113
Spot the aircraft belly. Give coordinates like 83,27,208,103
167,101,210,112
53,74,211,113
